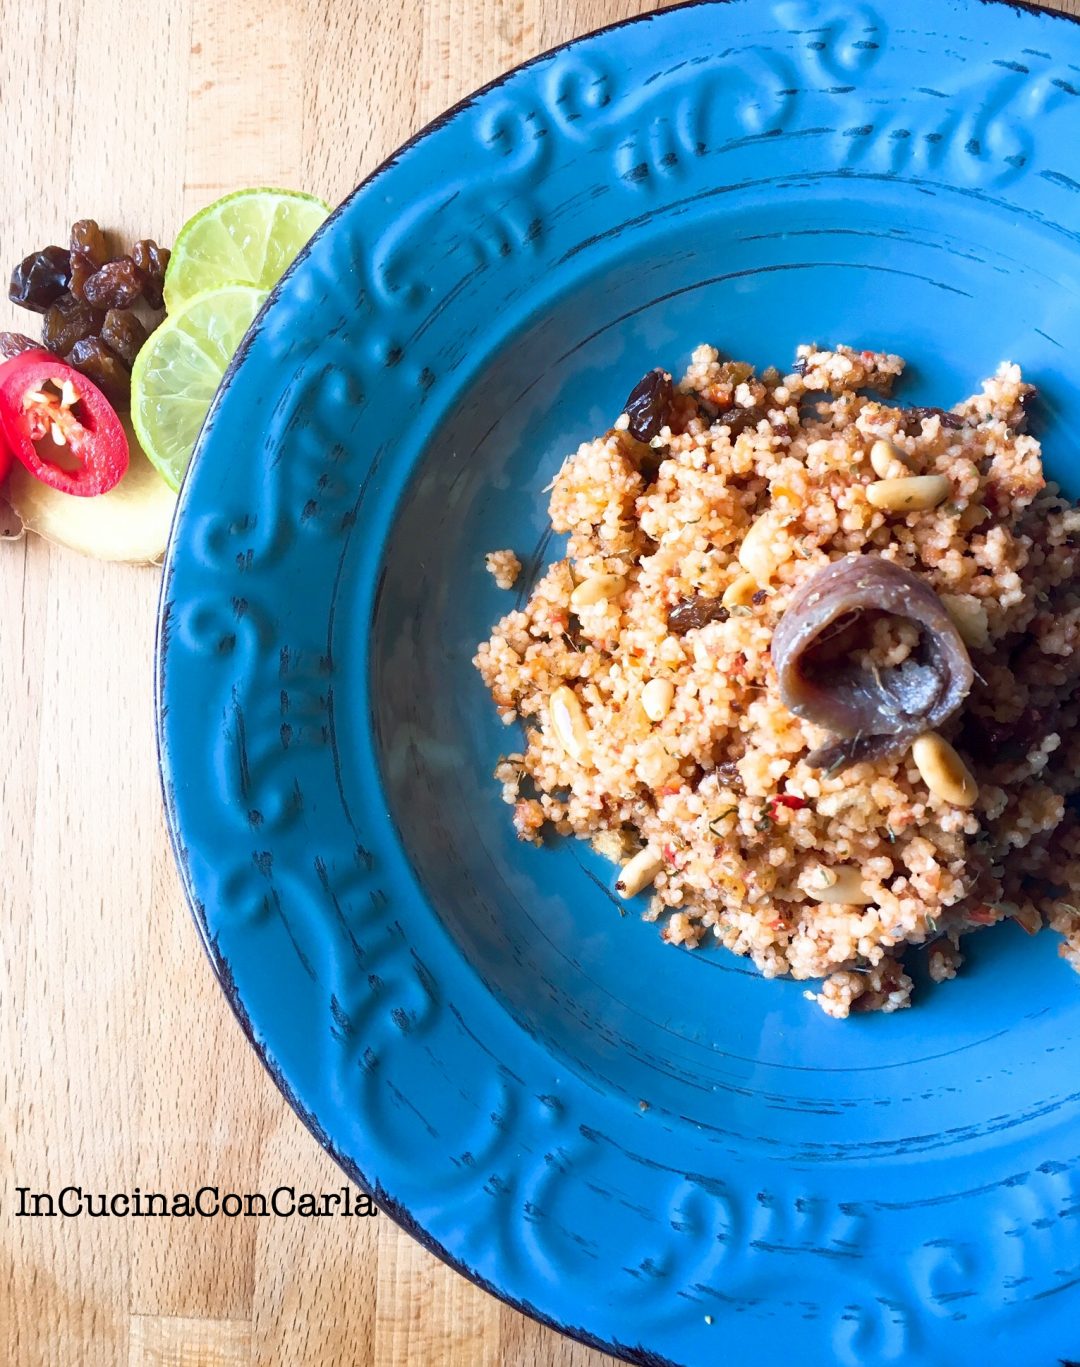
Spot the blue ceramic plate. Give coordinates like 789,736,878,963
158,2,1080,1362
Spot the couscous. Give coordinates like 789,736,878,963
474,344,1080,1016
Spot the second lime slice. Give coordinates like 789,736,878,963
131,284,267,490
163,188,330,312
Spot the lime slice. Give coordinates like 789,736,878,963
163,188,330,312
131,284,267,490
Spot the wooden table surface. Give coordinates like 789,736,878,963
4,1,1079,1364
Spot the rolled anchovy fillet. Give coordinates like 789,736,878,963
772,554,974,771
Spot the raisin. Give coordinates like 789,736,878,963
960,706,1056,766
667,596,730,635
132,239,170,309
0,331,41,359
69,251,96,302
70,219,109,269
1016,388,1038,433
100,309,147,366
69,219,110,301
714,759,743,786
9,246,71,313
612,429,666,483
634,445,667,483
716,405,762,438
66,337,130,404
897,405,965,435
41,293,105,354
623,368,674,443
686,388,720,422
82,257,143,310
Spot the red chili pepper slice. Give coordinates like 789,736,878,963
0,350,128,496
768,793,808,818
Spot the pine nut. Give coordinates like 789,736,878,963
866,474,951,512
869,438,912,480
940,594,989,648
738,511,784,583
805,865,874,905
570,574,626,610
549,685,590,761
616,845,664,898
641,677,674,722
911,732,978,807
722,572,759,609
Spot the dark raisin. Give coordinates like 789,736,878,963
69,250,96,302
959,706,1056,766
613,429,666,483
716,405,762,438
635,444,668,482
131,239,170,309
82,257,143,310
100,309,147,367
751,589,769,606
0,331,42,359
1016,388,1038,432
69,219,110,301
667,596,729,635
41,292,105,354
623,368,674,443
66,337,130,404
9,246,71,313
897,405,965,434
70,219,110,269
714,758,744,787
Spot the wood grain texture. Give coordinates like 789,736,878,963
2,1,1077,1363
